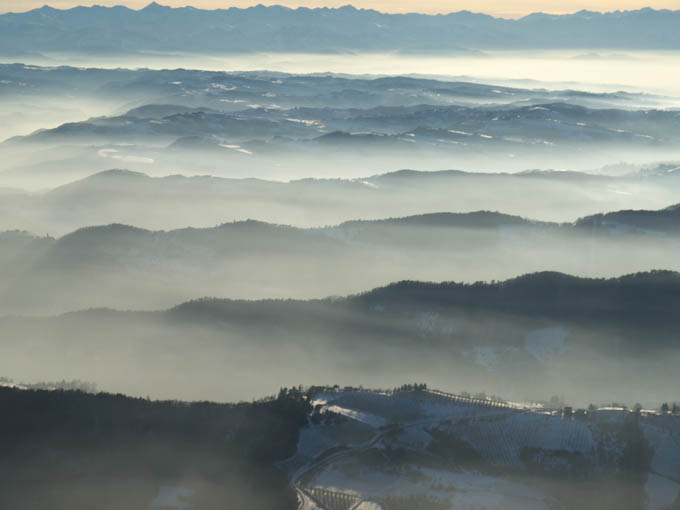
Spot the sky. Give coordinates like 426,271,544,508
1,1,678,17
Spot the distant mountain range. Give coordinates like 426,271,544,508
3,167,680,236
3,65,680,186
0,64,668,113
6,98,679,186
12,102,680,150
1,4,679,53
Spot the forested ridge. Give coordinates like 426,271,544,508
0,387,309,510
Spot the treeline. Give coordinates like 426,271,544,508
394,383,428,393
0,376,97,393
172,270,680,340
0,387,309,510
354,270,680,341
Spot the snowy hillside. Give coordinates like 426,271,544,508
285,388,679,510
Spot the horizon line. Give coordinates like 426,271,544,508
2,2,677,20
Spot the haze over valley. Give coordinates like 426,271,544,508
2,4,680,510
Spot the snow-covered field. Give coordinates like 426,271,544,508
310,462,549,510
642,416,680,509
287,389,680,510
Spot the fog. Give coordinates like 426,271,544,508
4,51,680,95
4,5,680,508
2,272,679,409
2,58,680,410
0,95,116,143
4,217,680,317
3,166,680,233
2,57,680,201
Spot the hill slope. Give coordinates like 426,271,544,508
2,271,680,404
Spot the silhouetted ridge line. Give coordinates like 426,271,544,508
339,211,535,228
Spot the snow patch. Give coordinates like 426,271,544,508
286,118,321,126
219,144,253,155
646,474,680,510
0,381,26,389
210,83,236,91
354,502,383,510
97,148,154,164
642,419,680,478
359,180,378,188
326,405,387,428
312,464,548,510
